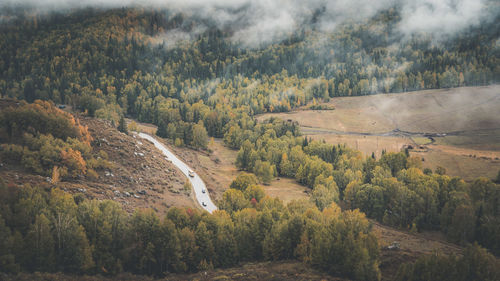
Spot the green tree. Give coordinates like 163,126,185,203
279,152,295,177
253,160,275,185
494,170,500,184
157,219,181,273
25,214,55,272
310,184,337,211
219,189,248,213
236,140,254,170
195,222,215,267
118,116,128,134
0,214,19,273
230,172,258,191
191,122,208,149
178,227,198,272
244,185,266,202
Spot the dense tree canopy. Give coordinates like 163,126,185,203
0,180,380,280
0,6,499,280
0,8,498,150
225,117,500,256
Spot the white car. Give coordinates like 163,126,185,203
202,201,207,207
202,188,206,193
188,170,195,177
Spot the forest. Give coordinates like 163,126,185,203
0,5,499,281
0,180,381,280
222,118,500,256
0,101,498,281
0,8,498,148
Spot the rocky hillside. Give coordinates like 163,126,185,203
0,99,196,214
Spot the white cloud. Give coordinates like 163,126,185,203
398,0,487,37
1,0,495,47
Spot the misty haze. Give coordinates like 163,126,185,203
0,1,499,281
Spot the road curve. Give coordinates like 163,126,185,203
138,133,217,213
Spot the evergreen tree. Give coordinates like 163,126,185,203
118,116,128,134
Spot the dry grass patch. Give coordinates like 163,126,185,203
373,221,463,281
258,85,500,135
262,178,310,203
164,138,311,203
258,86,500,181
411,148,500,181
433,129,500,151
309,134,411,158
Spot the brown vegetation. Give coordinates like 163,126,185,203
0,101,196,214
0,261,349,281
372,221,463,281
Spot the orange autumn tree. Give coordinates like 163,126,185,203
61,148,87,178
1,100,92,144
0,100,99,180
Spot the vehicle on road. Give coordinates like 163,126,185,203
386,242,400,250
138,133,217,213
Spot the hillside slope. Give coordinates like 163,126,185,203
0,100,196,214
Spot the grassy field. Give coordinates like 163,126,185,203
433,128,500,151
411,136,433,145
263,178,310,203
412,146,500,181
308,134,411,158
257,86,500,180
258,86,500,135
